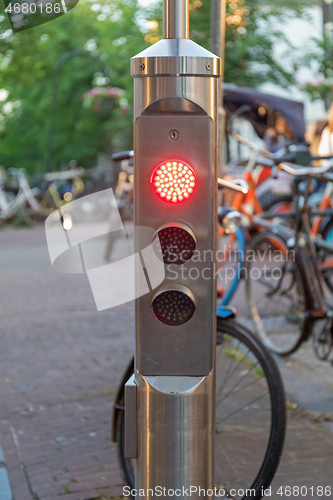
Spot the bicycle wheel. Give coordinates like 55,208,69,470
21,193,55,225
312,318,333,361
218,227,246,306
258,190,292,212
319,219,333,294
115,318,286,500
246,231,306,356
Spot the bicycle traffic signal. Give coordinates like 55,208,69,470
134,109,220,375
127,0,221,495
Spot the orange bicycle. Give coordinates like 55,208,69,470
218,127,333,305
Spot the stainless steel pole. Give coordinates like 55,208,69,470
213,0,227,175
129,1,221,498
163,0,189,39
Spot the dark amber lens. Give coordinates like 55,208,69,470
154,226,196,265
152,290,196,326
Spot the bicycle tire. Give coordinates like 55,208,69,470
258,190,293,212
319,219,333,294
20,193,55,225
115,318,286,500
246,231,307,356
218,227,246,306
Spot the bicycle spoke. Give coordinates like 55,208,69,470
217,361,261,405
219,372,267,402
216,339,241,393
220,393,271,423
219,427,269,445
217,342,252,394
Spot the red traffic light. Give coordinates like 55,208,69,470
151,161,196,203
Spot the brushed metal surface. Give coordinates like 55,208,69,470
135,372,215,496
131,39,220,78
125,375,137,458
134,113,216,376
131,0,221,494
163,0,189,39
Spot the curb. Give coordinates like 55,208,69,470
0,443,13,500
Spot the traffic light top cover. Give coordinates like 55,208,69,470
131,39,221,78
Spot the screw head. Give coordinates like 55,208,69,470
140,63,145,71
206,63,211,71
169,130,179,141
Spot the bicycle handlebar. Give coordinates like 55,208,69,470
112,150,134,162
43,168,85,182
218,178,248,194
277,158,333,177
231,131,273,159
231,127,333,168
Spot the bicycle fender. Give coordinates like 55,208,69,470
219,227,246,306
216,305,237,319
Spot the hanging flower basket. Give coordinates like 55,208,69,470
82,87,129,114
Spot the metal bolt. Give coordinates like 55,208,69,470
206,63,211,71
140,63,145,71
169,130,179,141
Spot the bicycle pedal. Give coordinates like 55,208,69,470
239,268,247,279
306,311,328,321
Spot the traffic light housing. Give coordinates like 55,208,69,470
134,110,219,375
128,0,221,494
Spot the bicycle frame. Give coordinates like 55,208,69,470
290,183,328,314
0,172,40,220
227,155,332,319
311,181,333,236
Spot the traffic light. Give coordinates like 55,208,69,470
127,0,221,494
134,111,219,376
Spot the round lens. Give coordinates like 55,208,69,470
152,289,196,326
151,161,196,203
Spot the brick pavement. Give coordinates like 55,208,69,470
0,226,332,499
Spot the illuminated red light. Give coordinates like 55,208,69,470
151,161,196,203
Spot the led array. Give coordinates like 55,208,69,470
152,161,196,203
153,290,196,326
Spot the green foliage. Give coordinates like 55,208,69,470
190,0,308,87
0,0,157,172
0,0,308,173
300,36,333,109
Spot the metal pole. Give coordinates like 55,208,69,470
211,0,227,173
130,0,221,497
163,0,189,39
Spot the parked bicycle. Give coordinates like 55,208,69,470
21,167,85,226
0,168,41,225
111,150,134,221
0,166,87,227
217,112,333,308
109,170,286,500
113,308,286,500
244,156,333,361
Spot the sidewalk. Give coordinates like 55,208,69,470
0,226,332,499
0,442,12,500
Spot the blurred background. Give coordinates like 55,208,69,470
0,0,332,174
1,2,333,500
